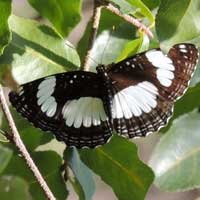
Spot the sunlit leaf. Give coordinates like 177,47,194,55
87,23,136,71
150,111,200,191
109,0,135,14
110,0,154,24
116,33,149,61
0,15,80,84
28,0,82,37
156,0,200,49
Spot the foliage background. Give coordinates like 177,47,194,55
0,0,200,200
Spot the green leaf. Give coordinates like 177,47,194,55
116,38,142,62
0,144,12,174
76,21,92,64
111,0,155,24
86,23,136,71
116,33,149,62
173,84,200,119
3,151,67,200
79,135,154,200
190,58,200,87
65,147,95,200
30,151,67,200
27,0,82,37
0,176,32,200
0,0,11,55
161,83,200,133
109,0,136,14
141,0,160,10
0,15,80,84
149,110,200,191
0,132,8,143
125,0,154,23
0,111,8,143
156,0,200,49
70,177,85,200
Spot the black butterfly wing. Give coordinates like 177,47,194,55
9,71,112,148
107,43,198,137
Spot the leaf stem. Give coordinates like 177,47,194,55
82,0,102,71
102,0,153,38
0,86,56,200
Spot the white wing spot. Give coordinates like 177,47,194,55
126,61,130,65
37,76,57,117
180,49,187,53
70,80,73,84
145,50,174,70
145,50,174,87
62,97,108,128
131,64,135,68
179,44,186,49
19,89,24,96
73,75,77,79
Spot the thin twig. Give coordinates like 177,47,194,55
101,0,153,38
82,0,102,71
0,87,56,200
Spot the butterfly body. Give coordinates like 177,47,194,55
9,43,199,148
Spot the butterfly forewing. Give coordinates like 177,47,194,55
107,43,198,137
9,71,112,148
165,43,198,100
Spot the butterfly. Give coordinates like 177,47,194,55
9,43,199,148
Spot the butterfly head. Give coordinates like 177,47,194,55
96,65,106,74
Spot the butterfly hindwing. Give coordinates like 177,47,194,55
107,43,198,137
9,71,112,148
113,99,173,137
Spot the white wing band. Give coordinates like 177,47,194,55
113,81,158,119
62,97,108,128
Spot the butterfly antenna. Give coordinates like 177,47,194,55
100,26,115,64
